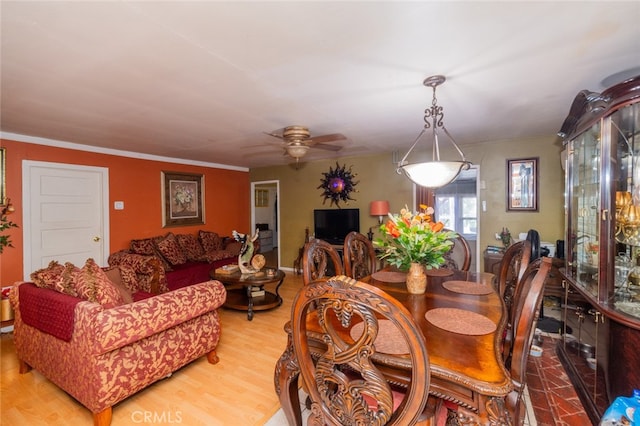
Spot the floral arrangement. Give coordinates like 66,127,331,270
374,204,455,271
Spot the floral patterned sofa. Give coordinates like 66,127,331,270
10,258,227,426
108,230,242,291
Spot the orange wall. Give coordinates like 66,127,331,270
0,138,250,285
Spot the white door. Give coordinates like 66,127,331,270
22,161,109,279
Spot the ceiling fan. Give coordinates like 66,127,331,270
264,125,346,161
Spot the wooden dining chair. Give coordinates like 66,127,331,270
498,239,532,316
505,257,552,425
442,229,471,271
291,275,442,425
343,231,378,280
302,239,344,285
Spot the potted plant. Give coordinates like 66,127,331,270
0,199,18,254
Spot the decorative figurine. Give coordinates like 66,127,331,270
233,229,260,274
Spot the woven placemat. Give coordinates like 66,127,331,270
442,280,493,295
425,308,496,335
425,268,454,277
371,271,406,283
349,319,409,354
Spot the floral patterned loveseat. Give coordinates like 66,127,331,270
10,259,227,426
109,230,241,291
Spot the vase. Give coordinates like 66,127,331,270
406,262,427,294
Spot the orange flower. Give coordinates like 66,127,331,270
430,222,444,232
385,220,400,238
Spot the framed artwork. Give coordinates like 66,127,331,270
0,148,5,206
162,171,204,227
506,157,538,212
255,188,269,207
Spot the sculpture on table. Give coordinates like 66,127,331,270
233,229,260,274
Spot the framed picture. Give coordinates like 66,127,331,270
0,148,5,206
162,171,204,227
506,157,538,212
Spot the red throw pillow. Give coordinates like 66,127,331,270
74,259,126,308
54,262,80,297
30,260,65,290
176,234,205,262
155,233,187,266
103,267,134,304
199,230,222,252
130,238,156,255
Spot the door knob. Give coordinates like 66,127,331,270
93,236,101,242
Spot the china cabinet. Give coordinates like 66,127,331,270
558,75,640,424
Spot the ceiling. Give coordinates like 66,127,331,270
1,1,639,170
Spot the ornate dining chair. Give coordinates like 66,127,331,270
505,257,552,424
302,239,344,285
498,239,532,316
343,231,378,280
441,229,471,271
291,275,441,425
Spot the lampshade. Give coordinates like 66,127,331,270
369,200,389,217
285,144,309,159
370,200,389,224
397,75,471,188
401,161,470,188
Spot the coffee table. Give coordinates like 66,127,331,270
211,267,285,320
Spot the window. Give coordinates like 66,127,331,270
434,181,477,238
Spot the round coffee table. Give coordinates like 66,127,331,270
211,267,285,320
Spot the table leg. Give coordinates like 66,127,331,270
274,323,302,426
246,285,254,321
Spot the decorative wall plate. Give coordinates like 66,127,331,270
318,162,359,207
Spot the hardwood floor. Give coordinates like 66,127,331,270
0,271,303,426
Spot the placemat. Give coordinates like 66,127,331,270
371,271,406,283
425,308,496,335
349,319,409,354
425,268,454,277
442,280,493,295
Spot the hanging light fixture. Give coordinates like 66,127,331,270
285,142,310,160
397,75,471,188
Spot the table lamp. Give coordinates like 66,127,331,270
368,200,389,240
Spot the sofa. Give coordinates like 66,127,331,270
10,258,227,426
108,230,242,291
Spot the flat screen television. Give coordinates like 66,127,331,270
313,208,360,245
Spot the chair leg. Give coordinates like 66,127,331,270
206,349,219,364
93,407,112,426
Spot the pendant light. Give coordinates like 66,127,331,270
397,75,471,188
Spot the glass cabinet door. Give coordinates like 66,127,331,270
612,102,640,320
568,122,601,299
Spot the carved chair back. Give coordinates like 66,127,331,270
498,240,532,318
442,229,472,271
291,275,431,425
302,239,344,286
505,257,552,423
343,231,378,280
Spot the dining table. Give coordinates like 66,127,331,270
274,267,514,426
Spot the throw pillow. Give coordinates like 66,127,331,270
199,230,222,252
130,238,156,255
176,234,205,262
54,262,80,297
30,260,65,289
74,258,126,308
103,267,134,304
155,233,187,266
152,235,175,271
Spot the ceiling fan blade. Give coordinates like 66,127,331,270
310,133,347,144
263,131,285,140
313,143,342,152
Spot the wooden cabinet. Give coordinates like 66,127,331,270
557,75,640,424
